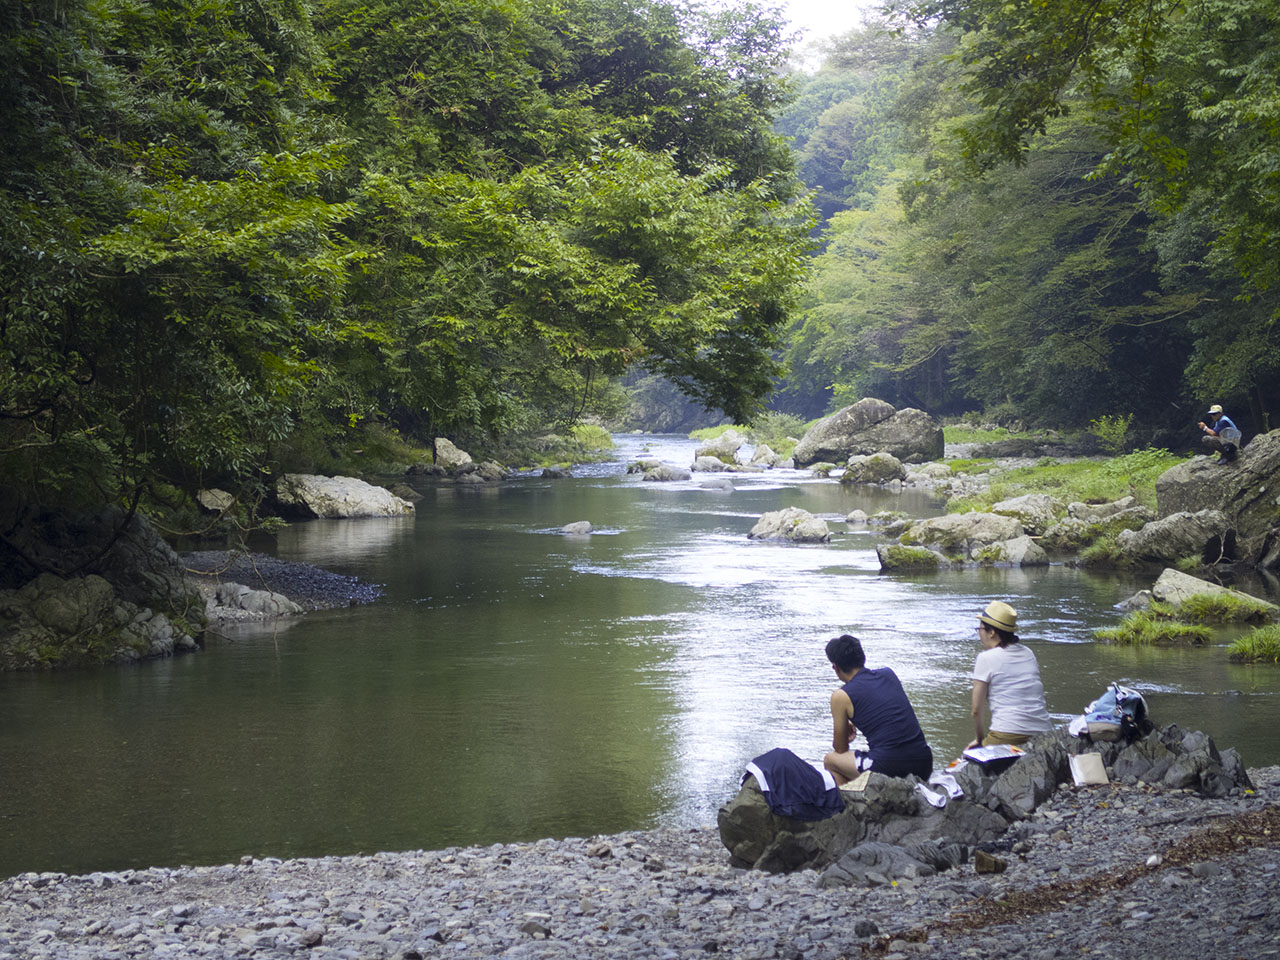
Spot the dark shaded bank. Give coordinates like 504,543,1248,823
182,552,384,611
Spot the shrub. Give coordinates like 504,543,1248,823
1227,625,1280,663
1087,413,1133,454
689,424,739,442
1094,610,1211,646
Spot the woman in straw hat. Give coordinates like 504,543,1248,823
968,601,1053,749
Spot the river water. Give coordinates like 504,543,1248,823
2,434,1278,878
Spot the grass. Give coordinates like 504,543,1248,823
947,458,997,474
1094,609,1212,646
1172,592,1276,624
942,426,1032,444
1227,625,1280,663
948,447,1188,514
878,545,942,570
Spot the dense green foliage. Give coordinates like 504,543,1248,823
0,0,812,544
773,5,1280,439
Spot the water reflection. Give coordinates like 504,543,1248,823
1,434,1278,878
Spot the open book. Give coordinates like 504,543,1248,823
962,744,1025,765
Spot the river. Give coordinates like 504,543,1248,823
2,433,1277,878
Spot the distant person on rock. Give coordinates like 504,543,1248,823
823,634,933,782
1198,403,1241,464
968,601,1053,749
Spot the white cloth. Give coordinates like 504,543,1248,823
973,643,1053,736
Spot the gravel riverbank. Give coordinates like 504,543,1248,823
4,767,1277,960
183,552,383,611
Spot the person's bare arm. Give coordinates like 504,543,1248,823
830,688,856,754
968,679,990,748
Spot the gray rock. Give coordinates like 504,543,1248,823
196,488,236,513
793,399,944,466
747,508,830,543
902,512,1024,557
692,456,731,473
560,521,593,535
276,474,415,519
695,430,745,464
433,438,473,470
1115,509,1233,565
979,536,1050,566
1150,568,1277,616
841,453,907,485
990,494,1065,536
643,465,692,482
749,444,781,468
699,478,734,492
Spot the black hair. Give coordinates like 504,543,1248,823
825,634,866,672
982,623,1020,647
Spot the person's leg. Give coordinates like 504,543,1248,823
1202,435,1224,455
823,750,865,785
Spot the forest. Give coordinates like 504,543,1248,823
3,0,1279,527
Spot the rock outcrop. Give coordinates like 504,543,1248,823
1115,509,1234,565
793,399,944,466
695,430,745,465
276,474,416,519
717,725,1251,878
433,437,473,470
0,508,206,670
990,494,1064,536
1155,429,1280,568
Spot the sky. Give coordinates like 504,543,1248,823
779,0,885,44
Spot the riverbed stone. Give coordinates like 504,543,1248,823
561,521,593,535
695,430,745,464
748,507,830,543
901,512,1024,557
1148,567,1278,616
749,444,781,468
978,535,1049,566
990,494,1065,536
842,453,907,485
643,464,692,482
692,455,731,472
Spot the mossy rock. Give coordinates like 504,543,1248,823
876,544,942,571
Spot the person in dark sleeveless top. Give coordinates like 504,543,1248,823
823,634,933,782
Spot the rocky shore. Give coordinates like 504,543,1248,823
4,767,1277,960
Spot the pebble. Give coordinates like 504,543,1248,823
1,769,1277,959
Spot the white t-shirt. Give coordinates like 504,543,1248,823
973,643,1053,735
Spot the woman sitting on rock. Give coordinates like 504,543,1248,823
968,601,1054,748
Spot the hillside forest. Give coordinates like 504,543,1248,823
3,0,1279,533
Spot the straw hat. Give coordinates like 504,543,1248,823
978,600,1018,632
1207,404,1224,415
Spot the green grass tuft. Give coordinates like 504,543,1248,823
1227,625,1280,663
1174,591,1276,624
1094,609,1212,646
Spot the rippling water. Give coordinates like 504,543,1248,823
1,434,1276,877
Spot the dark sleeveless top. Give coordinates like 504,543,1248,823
841,667,931,763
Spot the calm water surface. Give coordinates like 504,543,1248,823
2,434,1278,877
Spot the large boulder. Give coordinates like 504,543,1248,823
749,443,782,468
642,464,692,482
748,507,830,543
1155,429,1280,567
901,512,1024,559
692,456,731,473
1115,509,1234,565
990,494,1065,536
276,474,416,519
793,399,944,466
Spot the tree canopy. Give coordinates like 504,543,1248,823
0,0,813,529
